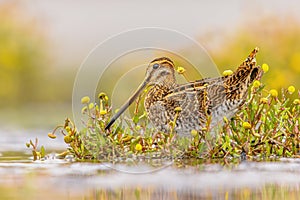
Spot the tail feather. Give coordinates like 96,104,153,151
240,47,259,68
223,47,263,103
227,47,262,86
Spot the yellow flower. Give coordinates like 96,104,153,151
67,130,72,135
222,70,233,76
269,89,278,97
260,97,268,104
48,133,57,139
190,129,198,137
81,96,90,104
100,109,107,115
98,92,108,101
293,99,300,105
174,106,182,112
135,143,142,151
88,103,94,109
177,66,186,74
262,63,269,73
65,126,71,132
64,135,73,144
287,85,296,94
242,122,251,129
253,80,261,88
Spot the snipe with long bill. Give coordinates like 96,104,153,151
105,48,263,136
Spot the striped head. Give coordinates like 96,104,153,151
105,57,176,130
145,57,176,87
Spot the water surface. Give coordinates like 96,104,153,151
1,129,300,200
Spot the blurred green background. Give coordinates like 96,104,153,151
0,1,299,128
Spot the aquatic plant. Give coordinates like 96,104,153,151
26,138,45,161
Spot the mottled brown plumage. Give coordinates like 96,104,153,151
105,48,263,136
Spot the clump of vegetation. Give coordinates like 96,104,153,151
26,138,46,161
209,82,299,160
43,63,299,162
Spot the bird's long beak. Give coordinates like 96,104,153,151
105,80,148,130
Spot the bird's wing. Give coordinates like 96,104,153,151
164,76,232,117
163,79,217,118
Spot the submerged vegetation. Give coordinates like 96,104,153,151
35,64,300,163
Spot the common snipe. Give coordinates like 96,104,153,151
105,48,263,136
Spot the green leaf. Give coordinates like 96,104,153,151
40,146,46,158
132,115,139,124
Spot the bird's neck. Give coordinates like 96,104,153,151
150,82,176,98
162,74,177,89
144,82,177,110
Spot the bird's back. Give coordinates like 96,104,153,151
145,48,262,136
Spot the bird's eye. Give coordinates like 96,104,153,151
153,63,159,69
